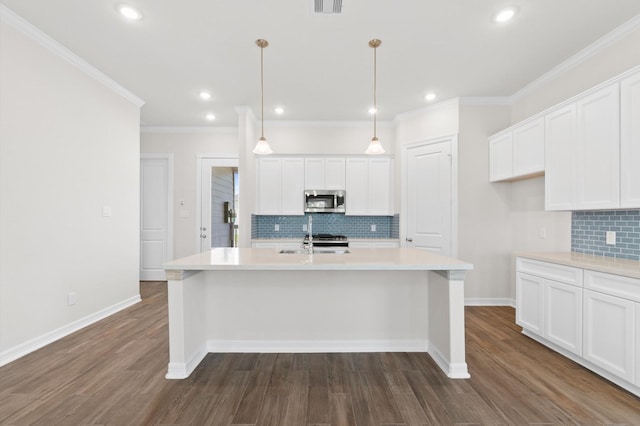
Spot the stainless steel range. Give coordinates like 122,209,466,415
303,233,349,248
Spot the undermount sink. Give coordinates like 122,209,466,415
279,248,350,254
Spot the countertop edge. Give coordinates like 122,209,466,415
516,251,640,280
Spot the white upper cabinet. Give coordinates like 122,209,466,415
304,157,345,190
575,83,620,210
489,132,513,182
621,70,640,208
256,157,304,215
513,117,545,177
345,157,393,216
545,104,578,211
489,117,544,182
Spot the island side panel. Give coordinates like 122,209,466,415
202,270,430,352
166,270,208,379
427,270,470,379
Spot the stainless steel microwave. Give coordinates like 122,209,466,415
304,190,346,213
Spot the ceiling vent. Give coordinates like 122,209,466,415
314,0,342,14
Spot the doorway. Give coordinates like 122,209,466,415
197,157,239,252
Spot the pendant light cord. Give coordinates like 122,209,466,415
260,43,265,139
373,43,377,140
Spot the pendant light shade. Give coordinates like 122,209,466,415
365,39,384,155
253,39,273,155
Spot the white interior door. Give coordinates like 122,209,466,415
198,157,239,252
140,155,173,280
404,139,452,254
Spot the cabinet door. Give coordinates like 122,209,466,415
512,117,544,178
583,289,635,380
304,158,324,190
516,272,544,335
368,158,392,215
324,157,346,190
576,84,620,210
544,280,582,356
621,71,640,208
345,158,368,215
280,158,304,215
636,303,640,386
256,158,282,215
489,132,513,182
545,104,577,210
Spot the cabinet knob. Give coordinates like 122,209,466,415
406,237,413,242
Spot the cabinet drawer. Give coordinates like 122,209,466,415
584,270,640,302
516,258,583,287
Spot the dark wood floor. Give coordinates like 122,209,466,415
1,282,639,425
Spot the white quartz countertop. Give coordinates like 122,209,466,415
517,251,640,279
165,247,473,272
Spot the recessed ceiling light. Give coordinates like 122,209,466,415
118,5,142,21
494,7,516,23
368,107,377,115
274,107,284,115
199,91,212,100
205,113,215,121
425,92,437,102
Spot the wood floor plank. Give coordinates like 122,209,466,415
1,283,639,425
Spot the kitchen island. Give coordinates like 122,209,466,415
163,247,473,380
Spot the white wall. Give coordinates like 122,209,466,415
140,129,238,258
457,105,513,303
0,17,141,362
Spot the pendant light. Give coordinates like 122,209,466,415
365,39,385,155
253,39,273,155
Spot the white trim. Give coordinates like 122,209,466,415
0,4,144,108
459,97,512,106
141,126,238,134
393,98,459,123
140,154,174,278
206,339,429,353
512,14,640,102
0,295,141,367
465,298,515,307
428,344,470,379
165,344,208,379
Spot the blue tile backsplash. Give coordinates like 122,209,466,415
572,210,640,261
252,214,399,239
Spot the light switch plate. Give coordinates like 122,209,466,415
101,205,112,217
274,224,279,231
605,231,616,245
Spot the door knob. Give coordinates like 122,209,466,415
406,237,413,242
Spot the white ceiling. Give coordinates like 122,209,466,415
2,0,640,127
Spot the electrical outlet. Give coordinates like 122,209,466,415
371,224,377,232
303,224,307,232
605,231,616,245
274,224,279,231
67,292,77,306
538,227,546,239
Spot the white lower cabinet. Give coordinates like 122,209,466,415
350,240,400,248
516,257,640,396
583,289,635,380
516,258,582,355
545,280,582,355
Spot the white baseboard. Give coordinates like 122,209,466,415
206,339,430,353
165,344,208,379
428,344,470,379
0,294,141,367
465,298,515,307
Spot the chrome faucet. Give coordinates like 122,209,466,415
306,215,314,254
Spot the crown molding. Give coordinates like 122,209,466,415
0,4,145,108
263,120,394,128
393,98,459,122
140,126,238,134
512,14,640,102
459,97,512,106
